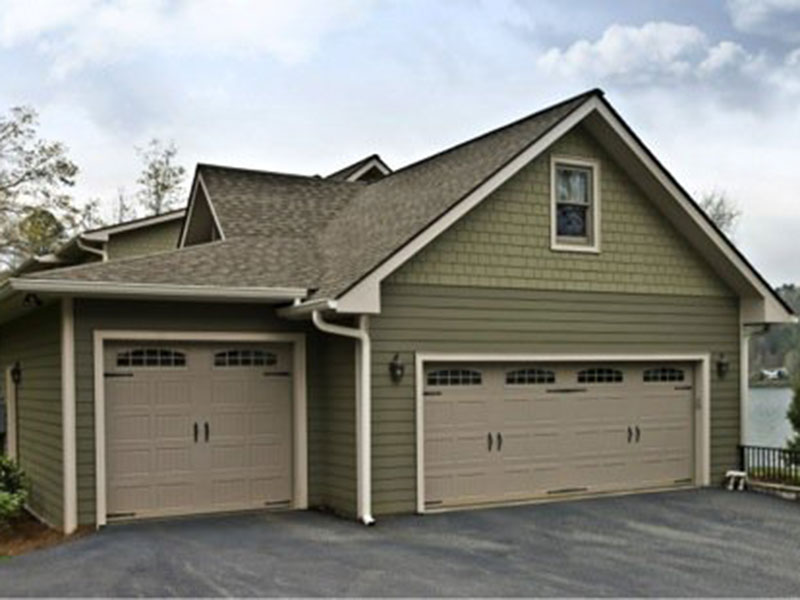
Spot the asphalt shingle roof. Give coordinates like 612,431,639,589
26,90,597,297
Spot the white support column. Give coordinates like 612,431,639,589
740,325,751,447
61,297,78,534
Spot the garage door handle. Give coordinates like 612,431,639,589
204,422,210,442
487,433,493,451
627,426,632,443
635,426,641,443
497,432,503,451
193,422,198,443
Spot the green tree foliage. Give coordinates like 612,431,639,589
136,139,186,216
0,456,27,530
750,285,800,376
699,190,741,238
0,105,97,269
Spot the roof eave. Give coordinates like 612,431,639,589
4,278,307,304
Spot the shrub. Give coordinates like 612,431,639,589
0,455,27,529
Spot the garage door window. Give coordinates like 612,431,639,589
116,348,186,368
577,367,623,383
506,368,555,385
214,349,277,367
643,367,685,382
427,369,482,386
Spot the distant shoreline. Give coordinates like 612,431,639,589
749,381,792,389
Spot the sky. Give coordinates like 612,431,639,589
1,0,799,284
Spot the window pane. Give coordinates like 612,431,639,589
557,204,588,237
557,167,590,205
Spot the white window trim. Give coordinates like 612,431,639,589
93,329,308,528
414,352,711,514
4,366,17,461
550,155,601,253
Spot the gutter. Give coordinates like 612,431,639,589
76,237,108,262
311,310,375,526
2,278,308,302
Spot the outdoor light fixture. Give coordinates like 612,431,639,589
389,353,405,383
10,361,21,386
23,293,42,308
716,353,730,379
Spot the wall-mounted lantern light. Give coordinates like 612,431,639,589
10,361,21,386
23,293,42,308
715,353,730,379
389,353,405,384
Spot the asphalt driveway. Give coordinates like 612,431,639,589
1,489,799,597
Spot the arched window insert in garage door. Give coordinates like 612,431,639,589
426,369,482,386
213,349,278,367
116,348,186,368
643,367,685,382
577,367,623,383
505,368,555,385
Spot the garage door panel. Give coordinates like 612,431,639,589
424,361,695,508
105,341,294,520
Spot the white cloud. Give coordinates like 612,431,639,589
727,0,800,42
537,21,771,88
0,0,373,76
537,22,707,82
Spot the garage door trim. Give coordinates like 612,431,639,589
93,329,307,527
414,352,711,514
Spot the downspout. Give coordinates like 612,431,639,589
311,310,375,525
77,237,108,262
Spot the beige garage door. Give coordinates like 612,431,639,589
104,341,292,520
424,361,695,509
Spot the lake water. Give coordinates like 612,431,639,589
747,387,794,448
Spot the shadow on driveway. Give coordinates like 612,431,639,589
1,489,799,597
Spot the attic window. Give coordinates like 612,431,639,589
551,156,600,253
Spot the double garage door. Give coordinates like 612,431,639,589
104,341,293,521
424,361,696,509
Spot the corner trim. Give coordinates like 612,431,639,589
62,297,78,534
93,329,308,528
4,366,17,460
414,352,711,514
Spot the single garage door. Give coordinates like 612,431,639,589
104,341,292,520
424,361,695,509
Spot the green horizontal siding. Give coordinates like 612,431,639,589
106,219,182,260
370,285,740,515
0,302,63,528
73,299,348,525
391,124,731,299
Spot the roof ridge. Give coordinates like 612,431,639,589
326,154,383,179
379,88,602,181
198,162,360,184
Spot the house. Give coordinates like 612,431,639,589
0,89,793,533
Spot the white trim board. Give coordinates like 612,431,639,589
179,173,225,248
414,352,712,515
92,329,308,527
82,210,186,242
62,298,78,534
4,366,17,460
2,279,307,303
346,157,392,182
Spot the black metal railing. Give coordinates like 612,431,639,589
740,445,800,485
